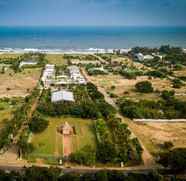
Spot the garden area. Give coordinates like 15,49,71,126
28,116,96,164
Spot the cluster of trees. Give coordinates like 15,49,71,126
0,166,164,181
0,88,40,150
118,91,186,119
135,81,153,93
37,83,116,120
69,145,96,166
29,112,48,133
120,68,143,79
95,117,142,165
158,148,186,172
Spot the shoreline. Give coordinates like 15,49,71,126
0,47,186,54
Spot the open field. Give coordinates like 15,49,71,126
125,119,186,155
46,54,67,65
0,53,21,59
88,74,186,100
28,116,96,163
0,68,41,98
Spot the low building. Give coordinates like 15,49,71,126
41,64,55,89
143,55,154,60
135,53,154,61
135,53,144,61
68,65,86,84
19,60,37,68
70,59,101,66
51,90,75,103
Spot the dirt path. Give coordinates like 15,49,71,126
13,89,43,144
63,135,72,157
82,68,156,167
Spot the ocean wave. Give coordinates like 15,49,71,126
0,47,121,54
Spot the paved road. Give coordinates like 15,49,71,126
0,163,157,174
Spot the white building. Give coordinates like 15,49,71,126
68,66,86,84
143,55,154,60
41,64,55,89
51,90,74,103
136,53,144,61
136,53,154,61
19,60,37,68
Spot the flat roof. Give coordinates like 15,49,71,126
51,90,74,103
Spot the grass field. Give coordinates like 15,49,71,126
46,54,67,65
0,68,41,98
0,98,23,129
28,116,96,163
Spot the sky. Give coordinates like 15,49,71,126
0,0,186,26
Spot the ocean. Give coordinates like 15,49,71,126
0,26,186,52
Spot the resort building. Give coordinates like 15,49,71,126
136,53,154,61
41,64,55,89
68,65,87,84
19,60,37,68
51,90,75,103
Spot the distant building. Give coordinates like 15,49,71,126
136,53,154,61
143,55,154,60
19,60,37,68
70,59,101,66
68,65,87,84
51,90,75,103
135,53,144,61
41,64,55,89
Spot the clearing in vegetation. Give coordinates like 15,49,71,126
28,116,96,163
0,68,41,98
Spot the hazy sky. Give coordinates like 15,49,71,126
0,0,186,26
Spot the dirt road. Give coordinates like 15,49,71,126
81,68,156,167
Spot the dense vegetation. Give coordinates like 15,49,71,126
0,166,165,181
37,83,116,119
95,117,142,165
0,88,40,150
135,81,153,93
118,91,186,119
158,148,186,172
29,112,49,133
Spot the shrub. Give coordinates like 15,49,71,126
135,81,153,93
69,145,96,166
172,79,184,89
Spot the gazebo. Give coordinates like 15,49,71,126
57,122,73,135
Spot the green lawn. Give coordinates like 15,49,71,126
28,116,96,162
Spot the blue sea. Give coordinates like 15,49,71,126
0,26,186,51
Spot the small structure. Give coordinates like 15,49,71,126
57,122,73,135
19,60,37,68
51,90,75,103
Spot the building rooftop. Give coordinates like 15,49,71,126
51,90,75,103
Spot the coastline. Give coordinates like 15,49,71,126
0,47,185,55
0,48,131,54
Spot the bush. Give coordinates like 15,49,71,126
172,79,184,89
69,145,96,166
135,81,153,93
158,148,186,171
